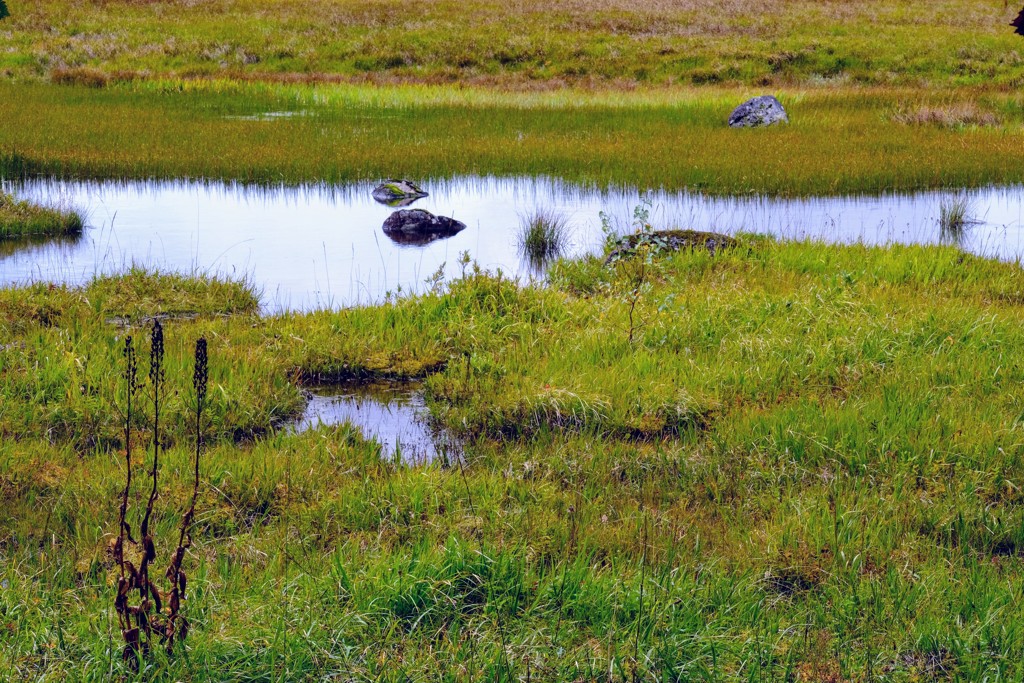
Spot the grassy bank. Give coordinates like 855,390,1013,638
3,82,1024,194
4,239,1024,679
2,0,1024,89
0,190,83,239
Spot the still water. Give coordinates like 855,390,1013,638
3,176,1024,310
292,381,454,464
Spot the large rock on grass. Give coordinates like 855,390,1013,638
372,179,429,206
728,96,788,128
382,209,466,246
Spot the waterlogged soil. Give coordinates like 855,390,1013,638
292,380,455,464
3,176,1024,310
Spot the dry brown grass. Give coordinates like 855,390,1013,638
893,101,1002,128
51,66,141,88
6,82,1024,194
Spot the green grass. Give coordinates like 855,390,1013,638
3,0,1024,89
6,1,1024,678
0,190,83,239
3,82,1024,194
5,240,1024,678
939,194,976,244
517,208,570,269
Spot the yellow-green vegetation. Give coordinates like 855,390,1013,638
3,1,1024,193
2,82,1024,194
2,0,1024,88
0,191,83,239
4,240,1024,678
6,0,1024,679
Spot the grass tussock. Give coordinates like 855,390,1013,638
939,195,976,243
50,66,140,88
894,102,1002,128
517,208,570,269
0,191,83,239
5,240,1024,677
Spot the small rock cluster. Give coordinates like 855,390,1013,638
372,179,465,245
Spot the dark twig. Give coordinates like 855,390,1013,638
136,319,165,656
164,337,207,652
114,335,139,666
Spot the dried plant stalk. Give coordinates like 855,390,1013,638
136,319,165,655
164,337,207,651
114,322,207,667
114,335,139,667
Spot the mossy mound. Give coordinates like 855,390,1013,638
0,192,83,239
605,229,737,264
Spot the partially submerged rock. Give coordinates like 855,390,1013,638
378,195,425,208
382,209,466,246
605,229,736,264
372,179,429,206
728,96,788,128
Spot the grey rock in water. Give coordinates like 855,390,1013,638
728,96,789,128
372,179,429,206
382,209,466,246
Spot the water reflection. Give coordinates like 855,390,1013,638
0,232,83,259
382,225,465,246
1,176,1024,310
292,381,454,464
375,196,425,208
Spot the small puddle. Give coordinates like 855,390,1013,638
225,110,310,121
292,380,455,463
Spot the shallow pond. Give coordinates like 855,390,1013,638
293,381,454,464
3,176,1024,310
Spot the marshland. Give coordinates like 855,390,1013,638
5,1,1024,681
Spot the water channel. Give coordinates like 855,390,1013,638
3,176,1024,311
